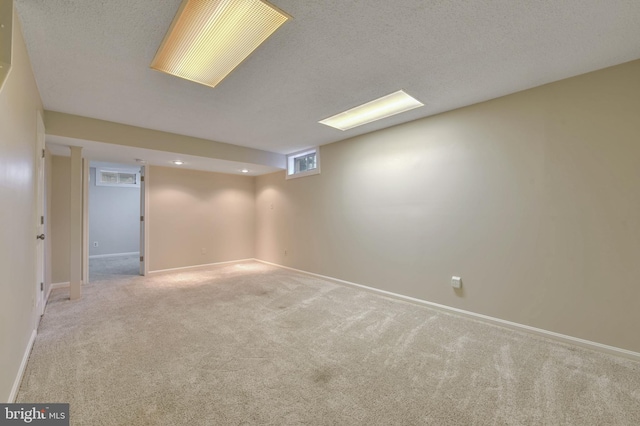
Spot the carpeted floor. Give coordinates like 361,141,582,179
18,261,640,425
89,254,140,282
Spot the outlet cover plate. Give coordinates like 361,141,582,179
451,276,462,289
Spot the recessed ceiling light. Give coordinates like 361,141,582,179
173,160,184,165
151,0,291,89
241,169,249,173
319,90,424,131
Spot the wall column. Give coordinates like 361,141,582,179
69,146,82,300
82,159,89,285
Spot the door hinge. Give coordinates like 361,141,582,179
41,215,44,225
40,282,43,291
140,256,144,262
41,149,45,158
140,215,144,222
140,176,144,182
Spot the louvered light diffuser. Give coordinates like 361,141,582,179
151,0,290,88
319,90,424,131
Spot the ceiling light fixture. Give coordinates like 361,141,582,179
240,169,249,173
319,90,424,131
173,160,184,165
151,0,291,88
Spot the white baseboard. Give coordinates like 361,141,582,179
89,251,139,259
50,282,70,290
148,258,255,275
8,329,37,403
253,259,640,362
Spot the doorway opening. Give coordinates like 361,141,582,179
88,161,142,282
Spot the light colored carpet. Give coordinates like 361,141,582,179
89,254,140,282
18,261,640,425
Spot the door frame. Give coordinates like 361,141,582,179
35,110,45,317
139,166,149,276
81,163,150,278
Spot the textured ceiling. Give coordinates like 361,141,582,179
15,0,640,155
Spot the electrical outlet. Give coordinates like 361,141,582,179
284,249,287,256
451,276,462,289
201,248,207,255
93,241,98,247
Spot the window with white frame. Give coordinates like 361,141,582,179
96,169,141,188
286,147,320,179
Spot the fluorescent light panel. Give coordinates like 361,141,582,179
151,0,290,88
319,90,424,131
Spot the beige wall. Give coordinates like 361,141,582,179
0,10,43,401
50,155,71,283
148,166,255,271
51,161,256,278
256,60,640,353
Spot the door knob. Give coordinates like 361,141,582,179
36,234,45,240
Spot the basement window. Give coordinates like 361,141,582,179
96,169,140,188
286,147,320,179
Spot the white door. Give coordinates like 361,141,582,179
139,166,146,275
36,111,46,316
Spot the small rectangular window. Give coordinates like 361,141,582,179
96,169,140,187
287,147,320,179
117,172,137,184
